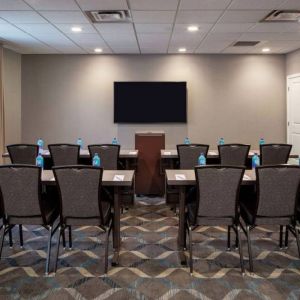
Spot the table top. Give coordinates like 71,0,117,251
3,149,139,159
165,169,255,186
161,149,298,159
42,169,135,186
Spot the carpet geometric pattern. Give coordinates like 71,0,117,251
0,197,300,299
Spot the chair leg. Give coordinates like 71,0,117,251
0,225,6,259
19,225,24,249
294,225,300,258
62,228,66,249
188,226,193,275
68,226,72,250
8,226,13,248
54,226,62,273
104,221,112,274
285,227,289,249
45,226,53,275
236,225,245,274
279,225,283,249
227,226,231,251
246,225,254,273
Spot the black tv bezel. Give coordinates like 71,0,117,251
113,81,187,124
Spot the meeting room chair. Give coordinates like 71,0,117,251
260,144,292,165
0,165,59,274
53,166,113,273
7,144,39,165
186,165,246,274
240,165,300,272
218,144,250,166
88,144,120,169
48,144,80,166
177,144,209,169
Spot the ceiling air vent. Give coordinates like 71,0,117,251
262,10,300,22
85,10,132,23
233,41,260,47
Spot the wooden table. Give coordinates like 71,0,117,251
165,168,256,265
42,169,135,266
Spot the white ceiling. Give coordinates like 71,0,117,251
0,0,300,54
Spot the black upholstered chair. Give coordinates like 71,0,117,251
240,165,300,272
0,165,59,274
177,144,209,169
7,144,39,165
186,165,245,274
48,144,80,166
260,144,292,165
53,166,113,273
88,144,120,170
218,144,250,166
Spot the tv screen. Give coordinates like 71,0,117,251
114,82,187,123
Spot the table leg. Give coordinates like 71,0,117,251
178,186,187,265
112,186,120,266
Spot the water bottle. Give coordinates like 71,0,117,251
198,153,206,166
37,138,44,154
36,154,44,169
112,137,118,145
252,153,260,168
92,153,101,167
184,137,190,144
259,138,265,145
76,138,83,149
298,155,300,166
219,137,225,145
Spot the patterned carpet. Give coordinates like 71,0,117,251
0,197,300,299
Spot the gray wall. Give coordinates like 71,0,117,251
22,54,286,148
286,49,300,76
3,48,21,145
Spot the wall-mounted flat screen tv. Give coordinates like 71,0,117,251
114,81,187,123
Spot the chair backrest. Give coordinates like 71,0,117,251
260,144,292,165
48,144,79,166
255,166,300,219
194,166,245,222
177,144,209,169
88,144,120,170
53,166,105,225
0,165,43,221
218,144,250,166
7,144,38,165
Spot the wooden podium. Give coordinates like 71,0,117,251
135,131,165,195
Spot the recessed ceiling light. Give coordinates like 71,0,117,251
187,25,199,32
71,26,82,32
94,48,103,53
178,48,186,53
262,48,270,53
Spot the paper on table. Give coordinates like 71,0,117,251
50,177,55,181
209,151,217,155
113,174,125,181
80,150,89,155
164,151,172,155
249,151,255,155
175,174,186,180
129,151,137,155
43,150,50,155
243,174,251,181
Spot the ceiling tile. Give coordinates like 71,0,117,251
112,48,140,54
135,23,173,33
16,23,60,34
0,0,32,10
24,0,79,11
196,40,232,53
129,0,178,10
279,0,300,9
66,33,106,44
212,23,255,32
76,0,128,10
55,23,97,34
0,18,8,23
168,46,196,53
40,11,89,23
180,0,232,10
250,23,300,33
140,46,168,53
95,23,135,35
205,32,242,41
228,0,285,10
169,32,205,47
174,23,213,32
239,32,287,41
218,10,269,23
132,10,176,23
176,10,223,23
0,11,47,23
137,33,170,45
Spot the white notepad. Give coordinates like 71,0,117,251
80,150,89,155
243,174,251,181
164,151,172,155
113,175,125,181
50,177,55,181
175,174,186,180
129,151,137,155
249,151,255,155
43,150,50,155
209,151,217,155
